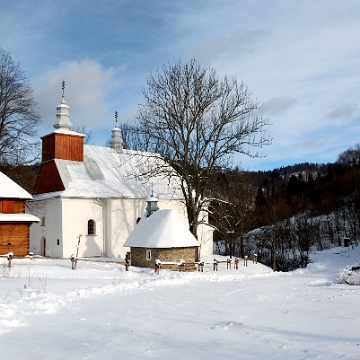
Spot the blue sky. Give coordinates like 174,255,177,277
1,0,360,171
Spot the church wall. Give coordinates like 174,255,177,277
30,199,63,257
29,196,213,260
108,197,187,259
197,223,214,258
108,198,146,258
61,198,103,258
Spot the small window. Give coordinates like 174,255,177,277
40,216,46,226
57,239,60,246
146,249,151,261
88,219,96,235
2,200,14,213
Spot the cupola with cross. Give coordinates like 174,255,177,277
33,82,86,194
110,111,123,153
40,82,85,163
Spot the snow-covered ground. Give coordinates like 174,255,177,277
1,248,360,359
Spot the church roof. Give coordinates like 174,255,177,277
0,171,32,199
33,144,182,200
124,209,200,248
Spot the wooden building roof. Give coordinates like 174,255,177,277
0,171,33,200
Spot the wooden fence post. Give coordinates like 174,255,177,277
252,254,258,264
198,261,204,272
7,252,13,268
227,258,232,269
155,262,161,274
244,256,248,267
234,258,239,269
213,259,218,271
71,255,77,270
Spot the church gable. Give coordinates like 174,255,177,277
33,160,65,195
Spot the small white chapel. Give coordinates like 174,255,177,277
29,90,213,259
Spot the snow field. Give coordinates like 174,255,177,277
0,249,359,359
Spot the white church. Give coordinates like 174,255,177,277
29,92,213,260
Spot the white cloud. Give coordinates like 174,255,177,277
32,60,119,134
327,103,359,121
3,0,360,170
188,29,267,64
262,97,298,116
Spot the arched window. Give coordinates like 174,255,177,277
87,219,96,235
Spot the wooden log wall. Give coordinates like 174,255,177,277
0,200,26,213
0,223,30,256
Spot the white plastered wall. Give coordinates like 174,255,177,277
61,198,104,258
106,197,213,259
30,196,213,259
197,223,214,258
107,198,145,258
107,197,186,259
30,199,63,257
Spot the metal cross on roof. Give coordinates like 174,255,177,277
62,81,65,96
115,111,118,125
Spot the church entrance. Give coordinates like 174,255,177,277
40,236,46,256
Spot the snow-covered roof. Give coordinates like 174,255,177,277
0,213,40,222
33,145,182,200
0,171,32,200
41,128,85,138
124,209,200,248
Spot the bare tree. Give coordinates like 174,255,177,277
72,125,93,144
210,170,256,258
337,144,360,168
0,47,41,164
119,122,150,151
136,59,271,237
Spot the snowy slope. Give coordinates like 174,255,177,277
0,247,360,359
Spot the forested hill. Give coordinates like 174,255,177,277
211,145,360,271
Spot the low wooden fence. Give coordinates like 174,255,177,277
1,252,258,273
154,259,186,274
70,255,129,271
154,255,259,273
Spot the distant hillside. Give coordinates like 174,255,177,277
211,144,360,271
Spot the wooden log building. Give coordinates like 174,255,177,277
0,171,40,256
